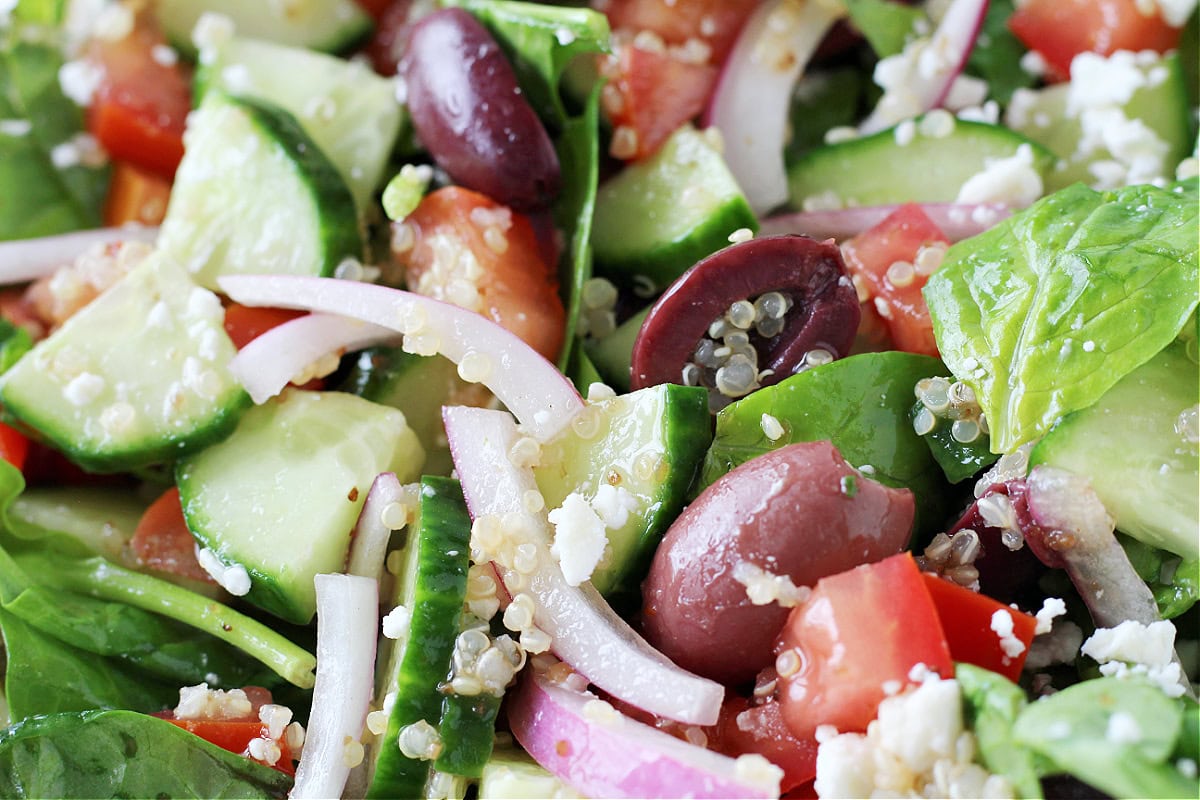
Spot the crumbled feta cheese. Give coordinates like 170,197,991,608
1081,619,1184,697
195,545,252,596
1076,107,1170,189
941,75,989,112
92,2,134,41
1067,51,1153,114
1034,597,1067,635
0,119,31,137
259,703,293,741
590,484,637,530
58,60,105,107
63,371,104,406
991,609,1027,660
547,493,608,586
1141,0,1197,26
192,12,235,64
151,44,179,66
956,144,1043,207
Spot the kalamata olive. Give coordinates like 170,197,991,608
630,236,860,409
401,8,561,211
640,440,914,686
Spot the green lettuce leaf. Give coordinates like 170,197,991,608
925,179,1199,453
956,664,1043,799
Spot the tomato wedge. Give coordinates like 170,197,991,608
840,203,949,358
775,552,953,741
0,422,29,472
709,694,818,793
103,161,171,227
164,717,295,776
130,487,215,584
922,573,1037,682
400,186,565,362
603,0,761,63
223,304,309,350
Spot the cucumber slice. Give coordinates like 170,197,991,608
158,0,372,57
158,90,362,291
584,306,649,394
1032,341,1199,561
369,477,471,799
786,117,1055,207
1006,53,1191,193
176,389,424,624
478,748,580,799
592,124,757,293
195,37,404,213
0,255,249,472
533,383,711,603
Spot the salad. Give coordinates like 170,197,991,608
0,0,1196,797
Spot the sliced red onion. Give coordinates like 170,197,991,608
508,669,780,799
705,0,844,214
291,573,378,800
217,275,584,440
443,405,724,726
858,0,989,135
759,202,1011,242
347,473,420,584
230,312,398,404
0,225,159,285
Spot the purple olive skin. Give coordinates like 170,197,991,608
641,440,914,686
401,8,561,210
630,235,860,391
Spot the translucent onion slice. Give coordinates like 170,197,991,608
759,202,1011,243
217,274,584,441
0,225,159,285
229,312,398,404
443,405,724,726
291,573,378,800
508,669,781,799
347,473,419,584
705,0,844,214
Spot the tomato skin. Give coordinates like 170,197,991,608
840,203,948,357
164,718,295,776
85,10,191,180
1009,0,1183,79
922,573,1037,682
0,422,29,472
402,186,565,362
603,0,761,63
103,161,171,227
709,695,818,793
130,487,216,584
776,553,953,741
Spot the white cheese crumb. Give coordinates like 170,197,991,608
258,703,293,741
590,484,637,530
195,545,252,596
1034,597,1067,635
1067,50,1152,114
956,144,1043,207
63,371,104,406
151,44,179,66
547,493,608,587
1081,619,1184,697
0,119,32,137
991,609,1027,660
58,60,104,107
733,753,785,788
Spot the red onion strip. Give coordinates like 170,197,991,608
230,312,398,404
759,202,1011,242
0,225,159,285
291,573,378,800
217,275,585,441
347,473,420,584
509,670,780,799
705,0,844,214
444,405,724,726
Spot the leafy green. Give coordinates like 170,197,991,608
701,352,951,533
844,0,923,58
925,179,1200,453
1012,677,1199,799
956,664,1043,799
11,0,67,25
963,0,1035,105
0,710,293,798
449,0,610,126
786,68,866,163
0,318,31,375
0,34,108,240
1121,535,1199,619
914,400,999,484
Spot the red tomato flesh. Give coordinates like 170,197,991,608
130,487,215,584
709,695,818,793
0,422,29,472
840,203,948,358
922,573,1037,682
164,718,295,776
775,552,953,741
1008,0,1183,80
603,0,761,63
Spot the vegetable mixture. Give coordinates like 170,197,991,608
0,0,1196,798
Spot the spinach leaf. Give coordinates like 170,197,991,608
786,67,866,163
956,663,1044,799
844,0,923,58
0,34,108,240
0,608,177,719
449,0,610,126
914,399,999,484
963,0,1035,105
0,710,292,798
925,179,1200,453
1012,677,1199,799
701,352,951,534
0,318,31,374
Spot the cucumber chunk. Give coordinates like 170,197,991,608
584,306,649,394
176,390,424,624
533,383,711,603
0,255,248,472
158,90,362,291
195,37,404,213
1032,341,1199,561
478,748,580,799
592,125,757,293
158,0,372,57
786,117,1054,207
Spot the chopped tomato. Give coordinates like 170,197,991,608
164,718,295,776
709,695,817,793
401,186,565,362
0,422,29,472
85,10,191,180
130,487,215,584
603,0,761,63
775,552,953,741
103,161,171,226
1009,0,1183,80
840,203,949,358
922,573,1037,682
223,304,309,350
599,42,718,160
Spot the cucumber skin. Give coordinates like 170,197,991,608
435,691,501,779
369,477,471,800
